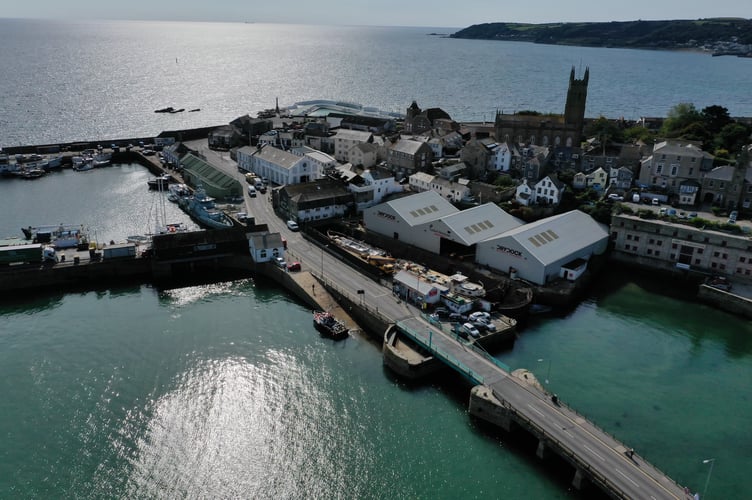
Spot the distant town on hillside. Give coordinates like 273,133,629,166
450,18,752,57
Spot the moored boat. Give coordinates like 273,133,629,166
147,174,172,190
313,311,349,340
167,183,191,202
22,223,89,249
179,186,235,230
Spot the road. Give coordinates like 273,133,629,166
398,315,687,499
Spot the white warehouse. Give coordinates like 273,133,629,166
475,210,609,285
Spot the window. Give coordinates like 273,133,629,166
657,240,663,246
671,165,678,176
696,259,701,265
697,249,703,255
647,249,653,255
741,257,747,263
714,251,720,258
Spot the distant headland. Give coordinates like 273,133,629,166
450,18,752,56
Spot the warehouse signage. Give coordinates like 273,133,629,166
376,210,396,221
496,245,523,258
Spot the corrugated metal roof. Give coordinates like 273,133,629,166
435,203,523,246
182,154,242,196
492,210,608,266
386,191,458,226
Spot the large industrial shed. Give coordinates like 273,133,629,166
428,203,524,258
362,191,458,253
475,210,609,285
181,153,243,199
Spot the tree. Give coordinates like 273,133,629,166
715,123,752,155
701,105,733,135
661,103,701,138
623,125,655,143
585,116,624,145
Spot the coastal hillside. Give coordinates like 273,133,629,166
450,18,752,52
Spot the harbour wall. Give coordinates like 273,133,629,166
1,126,221,155
697,284,752,319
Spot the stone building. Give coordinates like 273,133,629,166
494,67,588,149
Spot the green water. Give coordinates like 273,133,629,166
1,170,750,498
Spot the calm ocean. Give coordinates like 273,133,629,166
1,20,752,499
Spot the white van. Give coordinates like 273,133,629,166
247,185,256,197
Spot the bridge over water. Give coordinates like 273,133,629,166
394,317,689,499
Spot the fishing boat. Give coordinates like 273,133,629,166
72,156,94,171
313,311,349,340
93,152,111,167
21,223,89,249
167,183,191,202
179,186,234,230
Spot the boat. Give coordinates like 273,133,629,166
147,174,172,190
313,311,349,340
167,183,191,202
154,106,175,113
21,223,89,249
72,155,95,171
179,186,235,230
46,156,63,169
93,152,111,167
19,167,46,179
448,273,485,298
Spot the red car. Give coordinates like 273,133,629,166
287,261,301,272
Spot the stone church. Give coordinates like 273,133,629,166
494,67,589,149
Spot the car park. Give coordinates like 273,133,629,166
286,220,299,231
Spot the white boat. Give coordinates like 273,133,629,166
72,156,95,171
93,152,111,167
167,183,191,203
22,223,89,249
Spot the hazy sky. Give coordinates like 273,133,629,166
2,0,750,27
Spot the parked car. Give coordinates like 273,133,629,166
652,198,660,205
274,256,286,268
461,323,480,338
287,261,301,272
286,220,299,231
632,193,641,203
468,311,490,322
688,212,698,218
607,193,624,201
728,210,738,224
432,307,450,318
247,186,257,197
448,313,467,323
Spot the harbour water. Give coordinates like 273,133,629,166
1,20,752,498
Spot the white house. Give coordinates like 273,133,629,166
408,172,471,202
347,167,403,211
248,231,286,264
249,145,319,185
534,175,566,206
515,180,536,206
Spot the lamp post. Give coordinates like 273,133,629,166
702,458,715,499
537,358,551,384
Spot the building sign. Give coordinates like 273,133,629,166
496,245,523,258
376,210,396,221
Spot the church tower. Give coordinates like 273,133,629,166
564,66,589,135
